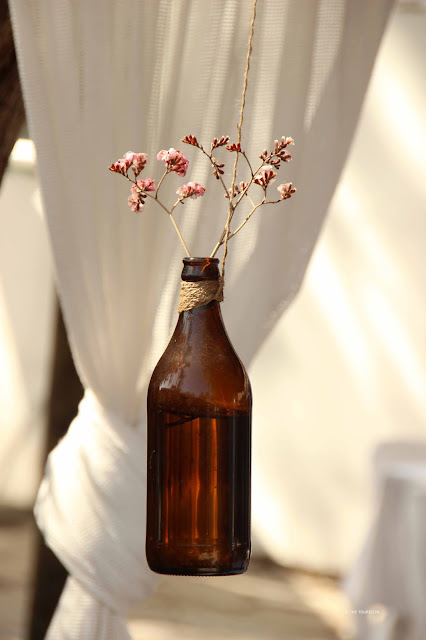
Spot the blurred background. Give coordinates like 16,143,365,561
1,0,425,639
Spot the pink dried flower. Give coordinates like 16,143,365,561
274,136,294,151
227,184,240,199
277,182,296,200
226,142,242,152
123,151,136,165
211,135,230,151
133,178,156,193
176,182,205,199
109,159,127,175
129,152,148,175
182,134,200,148
157,148,189,177
109,151,147,176
128,193,144,212
127,177,155,213
254,165,277,189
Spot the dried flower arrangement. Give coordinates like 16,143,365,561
115,0,296,577
109,0,296,274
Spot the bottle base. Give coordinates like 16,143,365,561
148,565,249,577
146,542,250,577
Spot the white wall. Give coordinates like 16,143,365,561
0,150,54,506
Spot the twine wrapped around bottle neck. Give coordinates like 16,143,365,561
178,276,224,313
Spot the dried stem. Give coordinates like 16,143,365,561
212,194,286,251
210,158,264,258
211,0,257,262
246,193,256,208
199,146,230,197
111,0,294,265
210,137,292,258
145,194,191,257
241,150,254,177
168,214,191,257
234,159,264,207
123,173,191,257
219,0,257,274
228,198,265,241
155,169,168,197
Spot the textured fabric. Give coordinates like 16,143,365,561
10,0,394,637
46,576,132,640
35,391,155,624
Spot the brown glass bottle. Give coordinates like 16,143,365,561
146,257,252,576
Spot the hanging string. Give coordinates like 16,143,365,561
221,0,258,284
178,0,258,313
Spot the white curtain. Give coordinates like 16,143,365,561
10,1,394,637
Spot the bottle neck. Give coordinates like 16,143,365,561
175,298,230,354
178,257,223,314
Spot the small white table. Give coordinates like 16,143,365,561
343,440,426,640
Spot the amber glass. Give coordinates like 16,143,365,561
146,257,252,576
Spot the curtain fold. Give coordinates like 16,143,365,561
10,0,394,637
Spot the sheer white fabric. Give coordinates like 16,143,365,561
10,1,394,637
36,391,154,638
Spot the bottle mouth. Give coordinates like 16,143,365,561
182,257,219,265
182,257,220,281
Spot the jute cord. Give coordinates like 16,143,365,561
178,277,224,313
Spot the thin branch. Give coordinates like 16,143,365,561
241,150,254,177
210,158,265,258
120,173,191,256
169,214,191,257
169,197,185,215
246,193,256,208
210,238,222,259
123,172,137,186
211,157,265,258
155,169,168,197
214,198,266,252
199,146,230,197
263,199,282,205
220,0,258,274
233,159,265,207
145,193,191,256
229,201,264,239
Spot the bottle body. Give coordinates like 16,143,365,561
146,258,252,576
